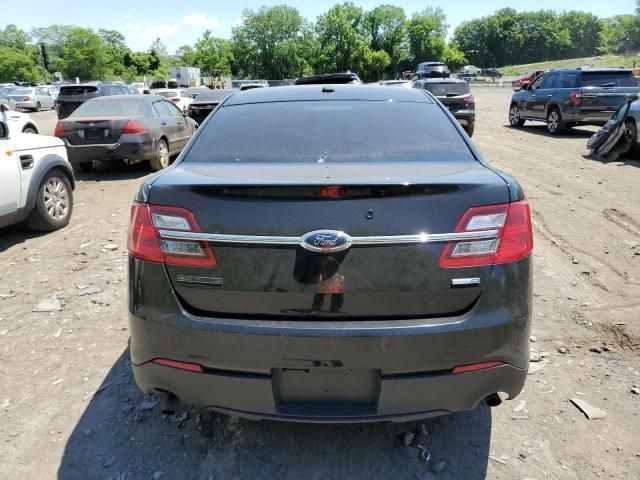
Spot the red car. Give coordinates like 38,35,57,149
512,70,544,90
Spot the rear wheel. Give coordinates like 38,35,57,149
22,126,37,134
625,119,640,156
149,139,170,171
72,160,94,173
546,107,567,135
34,102,41,112
26,169,73,231
464,125,475,137
508,104,525,127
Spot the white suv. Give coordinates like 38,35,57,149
0,118,74,231
1,103,40,134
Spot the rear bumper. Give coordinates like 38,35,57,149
563,108,617,125
452,111,475,126
128,256,532,422
63,135,155,164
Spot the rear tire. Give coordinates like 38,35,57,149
149,139,170,171
35,102,41,112
26,169,73,231
625,119,640,156
464,125,475,137
546,107,567,135
22,126,37,134
508,104,525,127
72,161,94,173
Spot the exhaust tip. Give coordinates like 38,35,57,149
484,393,502,408
160,392,180,416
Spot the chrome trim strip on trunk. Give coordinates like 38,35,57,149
157,229,500,246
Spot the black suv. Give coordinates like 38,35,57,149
508,68,639,134
412,62,450,80
414,78,476,137
55,84,132,119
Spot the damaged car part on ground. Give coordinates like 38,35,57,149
127,85,533,423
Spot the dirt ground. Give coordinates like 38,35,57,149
1,87,639,480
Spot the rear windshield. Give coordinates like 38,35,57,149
156,91,178,98
419,82,470,96
10,89,32,95
581,72,636,88
70,99,144,118
59,86,98,96
186,100,470,163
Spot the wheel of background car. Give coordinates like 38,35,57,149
625,119,640,155
546,108,566,135
464,125,475,137
73,160,94,173
508,104,525,127
26,169,73,231
150,139,169,171
35,102,41,112
22,126,37,134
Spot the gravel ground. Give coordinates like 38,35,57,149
1,88,639,480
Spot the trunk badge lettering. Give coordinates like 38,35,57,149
301,230,352,253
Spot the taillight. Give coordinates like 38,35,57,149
122,119,146,134
462,94,475,104
170,98,180,102
319,186,344,198
439,201,533,268
23,96,30,101
128,202,216,267
452,361,505,374
54,121,64,137
569,90,582,106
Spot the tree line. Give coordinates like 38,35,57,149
1,3,640,84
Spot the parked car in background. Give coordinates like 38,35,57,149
127,85,533,422
154,89,194,112
55,95,198,172
414,78,476,137
0,118,74,231
482,68,503,79
1,103,39,134
0,87,17,110
187,89,233,125
41,85,59,99
150,80,180,90
294,73,362,85
460,65,482,75
511,70,544,90
412,62,450,80
129,83,146,94
239,83,266,91
7,87,55,112
508,68,639,134
55,84,132,119
379,80,413,88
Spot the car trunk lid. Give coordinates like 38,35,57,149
61,117,131,145
147,161,509,319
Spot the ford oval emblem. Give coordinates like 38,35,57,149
300,230,352,253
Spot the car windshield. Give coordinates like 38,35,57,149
581,72,636,88
71,99,144,117
59,86,98,96
420,83,470,96
156,91,179,98
11,89,33,95
186,100,471,163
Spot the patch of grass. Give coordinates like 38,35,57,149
499,55,638,76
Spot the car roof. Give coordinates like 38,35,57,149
418,78,468,84
192,89,234,102
88,94,150,102
224,85,432,106
546,68,632,73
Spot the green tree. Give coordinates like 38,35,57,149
0,45,40,82
194,30,234,75
366,5,408,75
56,27,109,80
441,43,467,71
558,11,603,58
0,25,32,49
176,44,196,66
98,29,130,77
407,8,448,65
601,15,640,54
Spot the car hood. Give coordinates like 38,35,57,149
11,132,64,151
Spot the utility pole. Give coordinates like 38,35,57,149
39,43,48,84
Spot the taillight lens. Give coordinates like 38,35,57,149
569,90,582,106
462,94,475,104
170,98,180,102
439,201,533,268
319,186,344,198
54,121,64,137
128,202,216,267
23,96,30,101
122,119,146,134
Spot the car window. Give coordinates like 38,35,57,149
156,91,177,99
560,73,579,89
418,82,470,96
153,101,173,117
36,88,47,95
59,86,98,96
70,99,144,117
529,76,544,90
164,101,184,117
11,89,32,95
541,73,558,89
186,100,473,164
580,71,636,88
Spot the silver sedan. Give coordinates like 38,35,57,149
7,87,55,111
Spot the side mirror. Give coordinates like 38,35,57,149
0,103,9,112
0,121,7,139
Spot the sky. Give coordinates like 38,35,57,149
3,0,636,52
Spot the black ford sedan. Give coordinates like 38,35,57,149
128,85,533,422
55,95,198,172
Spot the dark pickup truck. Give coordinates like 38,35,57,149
508,68,639,134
